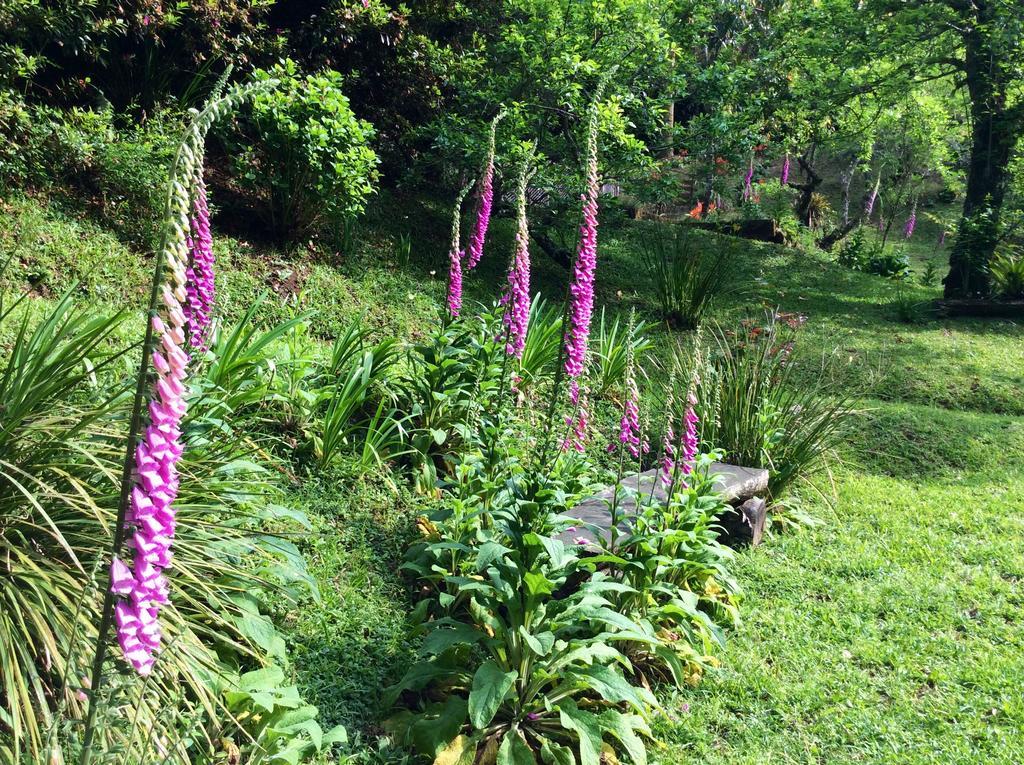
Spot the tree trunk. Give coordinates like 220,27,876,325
944,6,1019,297
793,150,821,227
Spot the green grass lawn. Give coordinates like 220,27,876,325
3,191,1022,764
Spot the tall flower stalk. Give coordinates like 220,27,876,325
608,313,646,459
79,78,272,765
904,199,917,239
465,110,505,270
184,169,215,350
563,79,606,403
742,155,754,202
501,158,532,359
780,153,790,185
446,180,475,319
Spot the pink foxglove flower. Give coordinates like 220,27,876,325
780,153,790,185
679,390,700,488
446,181,474,319
742,156,754,202
562,384,590,453
609,369,646,458
466,112,504,270
904,203,917,239
448,246,464,318
111,174,199,676
184,173,215,350
501,164,531,358
564,88,604,400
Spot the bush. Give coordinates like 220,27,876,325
639,230,732,329
230,60,380,241
990,247,1024,299
695,313,858,502
838,228,911,278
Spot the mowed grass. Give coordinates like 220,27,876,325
612,227,1024,764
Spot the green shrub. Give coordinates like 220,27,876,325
838,228,910,278
990,247,1024,299
639,230,732,329
696,313,858,502
231,60,380,241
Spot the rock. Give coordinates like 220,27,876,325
558,462,769,547
716,497,768,547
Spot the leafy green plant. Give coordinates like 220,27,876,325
609,462,740,688
639,230,732,329
201,666,347,765
592,308,653,395
696,313,858,500
0,281,318,762
231,60,380,241
389,532,656,765
838,229,911,278
398,314,505,494
990,247,1024,299
890,284,924,323
516,295,562,395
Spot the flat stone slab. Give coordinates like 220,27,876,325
559,462,769,547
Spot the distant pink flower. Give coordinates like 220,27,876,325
742,156,754,201
780,154,790,185
904,203,917,239
562,385,590,453
445,182,474,319
660,421,676,486
938,229,946,246
610,370,646,458
679,390,699,488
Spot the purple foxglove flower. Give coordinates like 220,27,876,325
780,153,790,185
112,166,200,676
466,112,504,270
562,385,590,453
742,156,754,202
445,182,474,319
447,246,464,318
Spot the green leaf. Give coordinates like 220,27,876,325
475,540,513,571
557,700,602,765
518,626,554,657
422,623,484,655
498,728,537,764
571,664,655,710
468,660,518,729
411,696,469,756
600,710,648,765
524,571,554,597
539,737,576,765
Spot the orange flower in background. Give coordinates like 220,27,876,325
688,201,704,219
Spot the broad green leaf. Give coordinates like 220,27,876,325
518,626,554,657
539,737,576,765
468,661,518,729
434,734,477,765
498,728,537,765
557,700,602,765
600,710,648,765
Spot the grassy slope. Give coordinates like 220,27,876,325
3,191,1023,763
